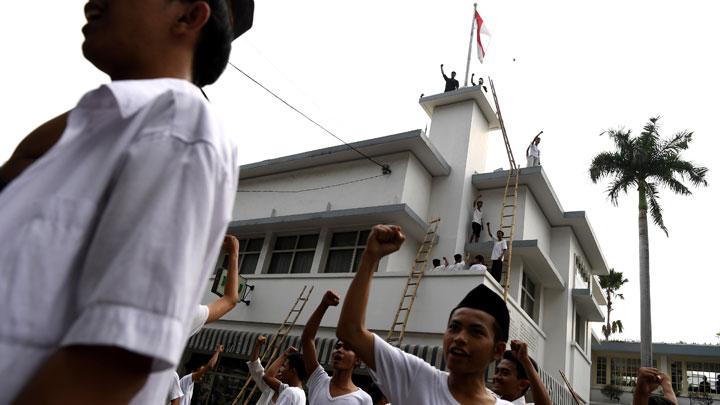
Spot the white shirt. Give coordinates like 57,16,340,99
472,208,483,223
190,305,210,336
528,143,540,158
370,334,513,405
307,366,373,405
179,373,195,405
491,240,508,260
247,359,306,405
447,261,466,271
0,79,238,404
469,263,488,272
433,265,447,271
168,372,184,402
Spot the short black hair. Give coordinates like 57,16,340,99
187,0,234,87
475,255,484,262
454,254,462,261
433,258,441,266
287,352,307,381
501,351,538,395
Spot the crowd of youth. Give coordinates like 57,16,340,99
0,1,663,404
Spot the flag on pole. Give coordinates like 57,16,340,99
475,11,491,63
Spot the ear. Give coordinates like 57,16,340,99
494,341,506,361
175,1,211,36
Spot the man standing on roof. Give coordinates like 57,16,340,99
337,224,514,405
526,132,542,167
1,0,254,403
441,64,460,92
486,223,508,283
302,290,373,404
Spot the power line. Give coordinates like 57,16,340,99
237,174,387,194
227,62,390,174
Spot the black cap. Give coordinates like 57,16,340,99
228,0,254,39
452,285,510,342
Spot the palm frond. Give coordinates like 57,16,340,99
589,152,627,183
666,159,709,187
660,130,693,154
645,182,669,236
606,174,635,205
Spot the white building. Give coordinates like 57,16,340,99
591,341,720,405
180,86,610,404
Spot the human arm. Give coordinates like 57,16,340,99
13,346,151,404
487,222,493,239
441,64,449,80
302,290,340,376
246,336,271,392
337,225,405,370
192,344,224,382
250,335,266,362
634,367,662,405
659,372,678,405
0,112,68,185
471,73,476,86
171,399,181,405
443,256,449,267
206,235,240,324
511,340,551,405
262,347,297,393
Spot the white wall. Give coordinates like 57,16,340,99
233,152,414,220
400,153,433,221
522,187,553,254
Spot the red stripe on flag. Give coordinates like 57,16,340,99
475,11,485,58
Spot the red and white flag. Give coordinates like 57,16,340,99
475,11,491,63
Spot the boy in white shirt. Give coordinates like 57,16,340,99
337,224,514,405
170,344,224,405
447,254,466,271
526,132,542,167
468,255,488,272
302,290,373,404
487,223,508,283
246,336,306,405
492,341,551,405
470,198,484,243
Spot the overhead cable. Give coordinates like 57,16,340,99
237,174,387,194
227,62,390,174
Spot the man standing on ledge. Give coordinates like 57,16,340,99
441,64,460,92
526,132,542,167
0,0,253,403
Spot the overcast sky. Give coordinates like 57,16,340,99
2,1,718,344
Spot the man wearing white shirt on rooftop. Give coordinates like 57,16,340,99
526,132,542,167
487,223,508,283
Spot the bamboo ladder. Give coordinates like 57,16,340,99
489,79,521,302
231,285,314,405
386,218,441,346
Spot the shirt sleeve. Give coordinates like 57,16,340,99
370,333,428,404
247,359,272,393
168,372,184,401
179,374,194,394
60,134,234,372
306,366,328,392
189,305,210,337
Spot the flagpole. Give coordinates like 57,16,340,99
464,3,477,87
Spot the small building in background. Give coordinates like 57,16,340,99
181,86,610,405
591,341,720,405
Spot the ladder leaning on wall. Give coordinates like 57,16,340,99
386,218,441,346
231,285,314,405
489,79,520,302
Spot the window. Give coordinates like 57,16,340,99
574,254,589,288
575,313,586,350
671,361,683,392
611,357,641,386
685,361,720,393
521,273,538,322
237,237,264,274
267,234,319,274
596,356,607,385
324,230,370,273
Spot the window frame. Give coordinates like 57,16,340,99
235,236,265,275
266,232,319,275
521,272,539,322
323,229,370,273
574,312,586,351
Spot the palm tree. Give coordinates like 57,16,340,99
589,117,708,366
599,269,628,340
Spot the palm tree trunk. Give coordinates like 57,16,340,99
638,189,653,366
605,290,612,340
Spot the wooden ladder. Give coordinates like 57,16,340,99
386,218,441,346
231,285,314,405
489,79,520,302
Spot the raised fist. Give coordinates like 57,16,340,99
256,335,267,345
222,234,240,254
365,225,405,259
322,290,341,307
